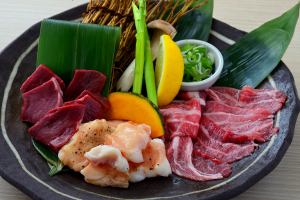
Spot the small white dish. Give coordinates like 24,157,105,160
176,39,224,91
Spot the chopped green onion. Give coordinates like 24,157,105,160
180,44,214,82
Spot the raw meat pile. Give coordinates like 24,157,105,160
161,86,287,181
21,65,109,152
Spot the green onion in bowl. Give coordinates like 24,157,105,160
180,44,215,82
176,40,224,91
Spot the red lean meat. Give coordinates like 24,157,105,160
206,86,286,114
65,69,106,100
205,101,272,117
203,86,286,143
167,137,231,181
192,156,231,178
161,98,231,181
203,112,273,123
162,86,286,181
201,116,279,143
65,92,109,123
240,86,287,104
194,124,256,163
160,99,201,139
21,78,63,124
77,90,110,111
28,104,85,152
20,64,65,93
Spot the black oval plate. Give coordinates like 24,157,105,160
0,4,299,200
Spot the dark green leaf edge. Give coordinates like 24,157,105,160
175,0,214,41
216,3,300,88
32,139,64,176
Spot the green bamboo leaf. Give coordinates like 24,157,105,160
37,19,121,95
32,139,64,176
216,3,300,88
174,0,214,41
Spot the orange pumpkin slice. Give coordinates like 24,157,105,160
107,92,164,138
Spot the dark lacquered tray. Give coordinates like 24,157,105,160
0,4,299,200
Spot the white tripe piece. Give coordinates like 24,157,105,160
129,167,145,183
107,122,151,163
129,139,172,182
145,139,172,177
85,145,129,173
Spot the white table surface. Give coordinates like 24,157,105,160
0,0,299,199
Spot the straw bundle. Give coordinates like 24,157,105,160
82,0,208,86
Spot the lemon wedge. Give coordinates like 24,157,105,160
155,35,184,107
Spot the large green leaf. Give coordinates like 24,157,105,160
174,0,214,41
32,139,64,176
37,19,121,95
216,3,299,88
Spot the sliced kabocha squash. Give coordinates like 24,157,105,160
107,92,164,138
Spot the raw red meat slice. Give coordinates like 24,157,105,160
77,90,110,112
28,103,85,152
160,99,201,139
200,116,248,143
203,86,285,142
214,118,278,134
216,118,277,132
221,120,279,143
167,136,228,181
163,86,286,181
65,93,109,123
206,88,239,106
240,86,287,104
194,125,256,163
20,64,65,93
203,112,273,124
210,87,240,97
201,116,278,143
239,99,283,114
206,86,287,114
177,91,207,106
21,78,63,124
192,156,231,178
65,70,106,100
205,101,272,117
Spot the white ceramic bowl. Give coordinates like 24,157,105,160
176,39,224,91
